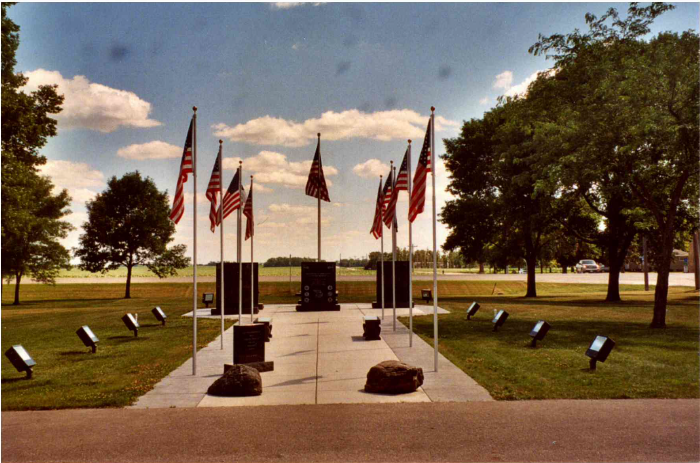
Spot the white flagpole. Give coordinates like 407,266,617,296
407,139,413,347
250,176,254,323
317,133,322,262
430,106,438,372
391,163,397,332
192,106,198,375
238,161,243,326
380,175,385,321
219,140,224,350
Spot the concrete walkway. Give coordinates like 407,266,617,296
131,304,492,408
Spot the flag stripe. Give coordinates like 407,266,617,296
206,154,221,232
305,137,331,202
244,182,254,240
408,118,432,223
370,179,383,239
217,169,244,223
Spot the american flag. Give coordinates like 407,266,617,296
217,168,244,223
383,168,399,229
395,148,409,192
169,118,194,224
205,153,221,232
370,179,383,239
382,167,393,213
244,181,254,240
305,135,330,202
409,118,432,223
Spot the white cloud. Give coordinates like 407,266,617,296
493,71,513,90
117,141,181,160
212,109,458,148
504,69,555,98
252,183,274,194
223,151,337,188
38,160,104,205
479,97,489,106
272,2,324,9
352,159,390,179
268,203,317,215
22,69,161,133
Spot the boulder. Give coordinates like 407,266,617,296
207,364,262,397
365,360,424,394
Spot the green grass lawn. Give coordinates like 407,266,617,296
402,286,699,400
54,266,379,278
2,281,698,410
1,283,234,410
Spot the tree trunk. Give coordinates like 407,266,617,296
478,262,484,274
562,265,568,274
525,256,537,297
125,264,133,299
13,272,22,305
651,234,675,329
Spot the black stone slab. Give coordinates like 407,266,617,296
372,261,414,308
212,263,263,315
296,262,341,311
234,324,266,365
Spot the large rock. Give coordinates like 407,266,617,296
365,360,424,394
207,364,262,397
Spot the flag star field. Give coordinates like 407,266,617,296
10,2,698,264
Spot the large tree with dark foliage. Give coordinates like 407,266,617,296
75,172,190,298
1,3,71,304
529,3,699,326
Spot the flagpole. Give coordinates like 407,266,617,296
407,139,413,347
430,106,438,372
192,106,198,376
238,161,243,326
317,133,321,262
391,163,397,332
219,140,224,350
250,175,254,323
380,175,385,321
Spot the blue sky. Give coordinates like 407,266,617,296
10,2,699,264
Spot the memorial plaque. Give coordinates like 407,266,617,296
212,263,262,315
372,261,413,308
234,324,266,364
296,262,340,311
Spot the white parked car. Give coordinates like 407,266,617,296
575,259,602,273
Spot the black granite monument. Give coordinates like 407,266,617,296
296,262,340,311
212,262,263,315
372,261,413,308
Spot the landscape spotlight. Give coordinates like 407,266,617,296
5,345,36,379
421,289,432,303
492,310,509,332
202,293,214,308
122,313,140,337
466,302,480,320
585,335,616,370
76,325,99,353
152,306,167,326
529,320,550,347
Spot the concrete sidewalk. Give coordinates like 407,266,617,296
131,303,492,408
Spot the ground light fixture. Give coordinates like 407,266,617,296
202,293,214,308
152,306,167,326
76,325,99,353
5,345,36,379
585,335,616,370
466,302,480,320
529,320,551,347
122,313,140,337
492,310,509,332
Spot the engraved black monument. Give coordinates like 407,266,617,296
296,262,340,311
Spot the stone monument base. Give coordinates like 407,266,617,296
296,302,341,312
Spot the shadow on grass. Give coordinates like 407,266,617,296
106,336,149,343
1,376,30,384
59,350,93,356
1,298,124,308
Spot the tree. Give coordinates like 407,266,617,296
530,3,699,326
1,3,71,304
1,164,73,304
75,172,190,298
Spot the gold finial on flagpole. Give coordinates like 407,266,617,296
408,139,412,144
430,106,435,112
219,140,223,145
193,106,197,112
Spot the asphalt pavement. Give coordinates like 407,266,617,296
3,399,698,462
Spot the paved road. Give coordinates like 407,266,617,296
3,399,698,462
15,271,698,286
